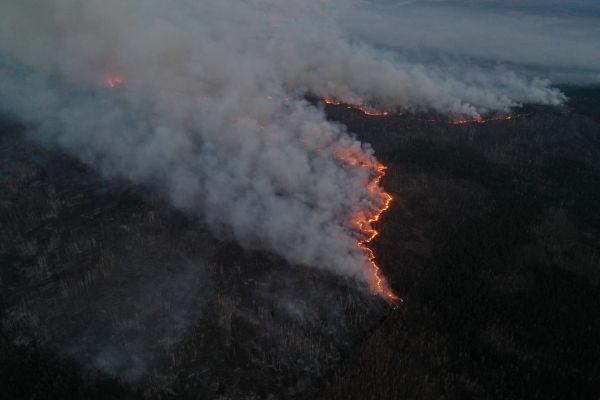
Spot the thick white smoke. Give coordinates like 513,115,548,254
0,1,565,289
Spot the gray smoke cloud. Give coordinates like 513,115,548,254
0,0,566,289
340,0,600,84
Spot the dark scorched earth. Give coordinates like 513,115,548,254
1,86,600,400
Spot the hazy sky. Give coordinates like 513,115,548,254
342,0,600,83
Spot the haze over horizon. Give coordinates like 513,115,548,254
342,0,600,84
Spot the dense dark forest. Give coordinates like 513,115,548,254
1,87,599,399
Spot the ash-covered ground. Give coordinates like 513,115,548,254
1,87,600,400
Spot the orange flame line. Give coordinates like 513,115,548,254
337,148,401,302
355,163,400,301
321,96,525,125
449,113,527,125
322,97,391,117
102,81,398,300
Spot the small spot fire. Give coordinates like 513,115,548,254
105,74,124,88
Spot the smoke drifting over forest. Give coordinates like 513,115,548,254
0,0,566,288
342,0,600,83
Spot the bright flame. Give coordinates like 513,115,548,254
322,97,391,117
321,96,526,125
335,147,400,302
449,113,527,125
100,79,398,299
320,97,400,300
105,74,124,88
356,163,398,301
321,94,529,300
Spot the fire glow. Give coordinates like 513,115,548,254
105,74,124,88
449,113,527,125
336,148,399,301
356,163,398,301
322,95,529,300
322,97,391,117
321,96,525,125
104,76,398,300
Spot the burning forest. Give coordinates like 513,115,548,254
1,1,599,399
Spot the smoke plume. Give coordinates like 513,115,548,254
0,0,565,289
340,0,600,84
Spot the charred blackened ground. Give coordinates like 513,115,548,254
2,87,600,399
0,120,388,399
318,88,600,400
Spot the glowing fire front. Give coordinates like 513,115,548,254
105,74,124,88
356,164,398,301
104,75,399,300
322,97,391,117
335,148,399,301
448,113,526,125
321,96,526,124
321,95,529,301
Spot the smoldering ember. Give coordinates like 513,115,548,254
1,1,599,400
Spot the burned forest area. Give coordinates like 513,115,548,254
1,87,600,400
